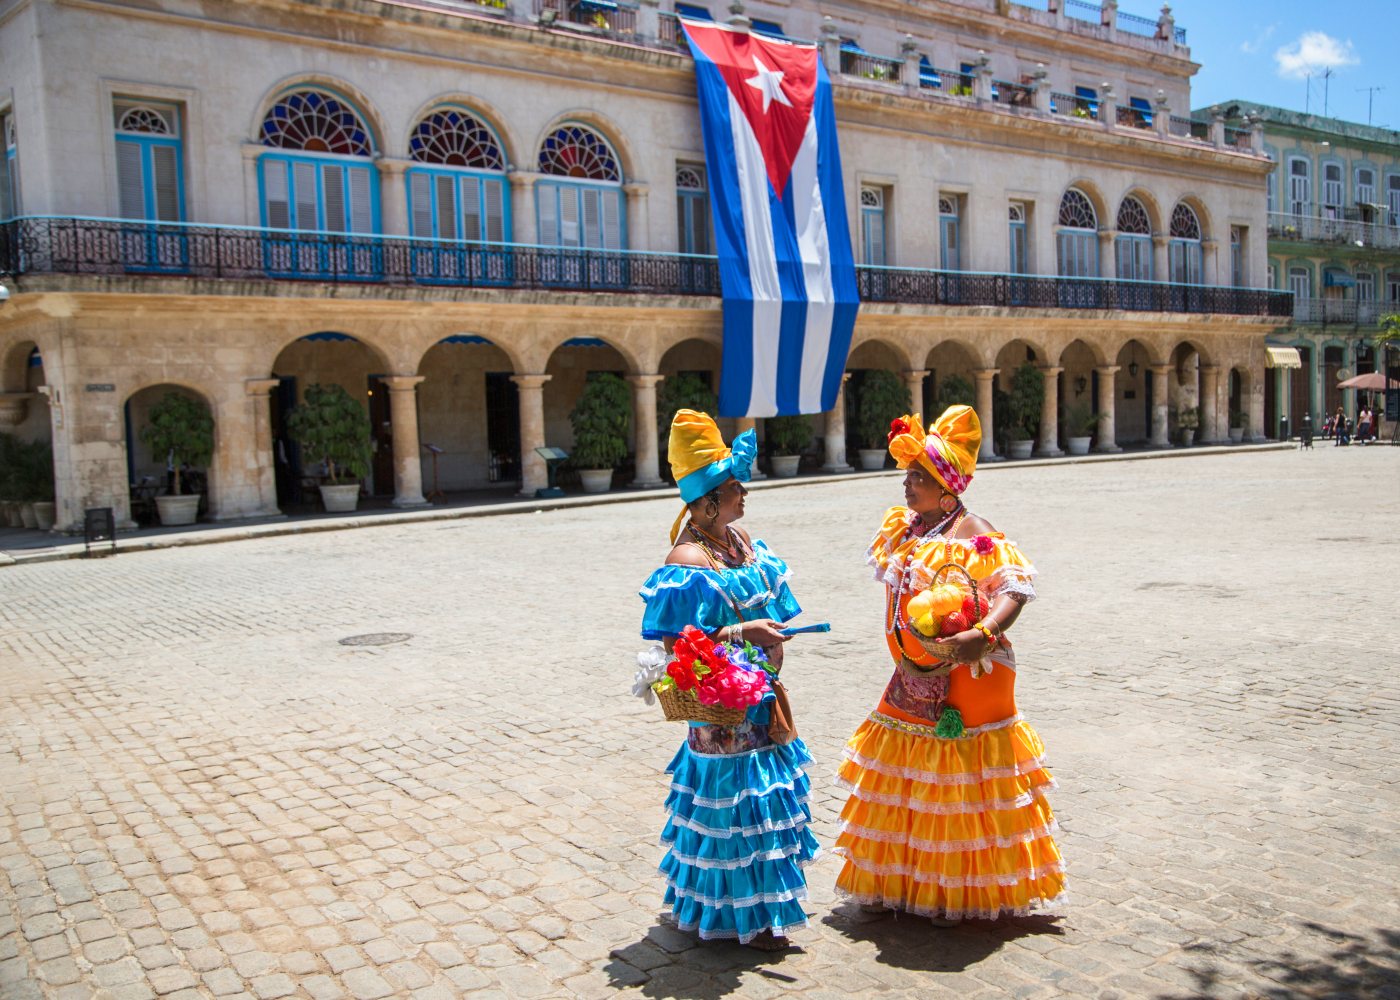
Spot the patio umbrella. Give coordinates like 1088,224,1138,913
1336,372,1400,391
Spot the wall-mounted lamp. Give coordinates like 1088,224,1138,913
1074,375,1088,396
1128,360,1139,378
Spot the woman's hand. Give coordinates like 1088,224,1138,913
761,642,784,672
741,619,791,648
937,628,994,665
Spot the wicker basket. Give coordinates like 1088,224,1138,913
908,562,986,662
656,684,748,726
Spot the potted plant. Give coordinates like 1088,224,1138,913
936,373,975,411
286,383,371,513
1064,401,1095,455
1228,408,1247,444
140,391,214,526
855,370,912,470
1176,405,1200,447
1005,363,1044,459
26,438,55,530
764,414,811,478
0,433,21,527
569,372,630,494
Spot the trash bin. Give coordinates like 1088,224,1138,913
1300,413,1313,448
1279,415,1289,441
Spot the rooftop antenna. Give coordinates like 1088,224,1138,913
1357,86,1385,125
1321,67,1334,117
1305,71,1310,114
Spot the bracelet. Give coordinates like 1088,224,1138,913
972,621,997,646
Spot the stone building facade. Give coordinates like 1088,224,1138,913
0,0,1290,532
1195,98,1400,437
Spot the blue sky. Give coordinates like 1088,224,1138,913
1166,0,1400,129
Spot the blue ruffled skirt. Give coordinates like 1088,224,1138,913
659,736,820,943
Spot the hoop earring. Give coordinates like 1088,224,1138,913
704,497,721,521
939,493,959,514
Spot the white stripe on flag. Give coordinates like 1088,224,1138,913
789,115,836,413
727,89,782,417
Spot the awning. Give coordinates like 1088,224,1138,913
1324,271,1356,288
1265,346,1303,369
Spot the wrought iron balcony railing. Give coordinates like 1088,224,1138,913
0,216,1292,318
1291,299,1389,326
1268,211,1400,251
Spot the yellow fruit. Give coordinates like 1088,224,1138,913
911,612,942,636
906,590,938,619
926,584,965,616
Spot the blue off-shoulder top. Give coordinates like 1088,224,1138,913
639,539,802,640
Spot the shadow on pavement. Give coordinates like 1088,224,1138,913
606,923,807,998
1162,922,1400,999
821,902,1065,972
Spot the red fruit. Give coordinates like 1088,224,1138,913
960,594,982,620
937,611,971,637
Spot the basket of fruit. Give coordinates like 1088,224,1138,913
902,564,987,664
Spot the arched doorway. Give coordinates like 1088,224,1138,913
123,383,217,524
543,337,633,488
0,343,50,443
844,339,907,459
1059,339,1099,450
924,340,978,417
416,336,519,497
1169,341,1204,444
658,338,721,482
1113,340,1151,445
269,333,390,507
993,340,1043,455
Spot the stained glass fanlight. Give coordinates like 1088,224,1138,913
409,109,504,169
537,125,621,181
260,90,372,156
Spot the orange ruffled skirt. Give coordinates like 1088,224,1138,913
833,709,1066,920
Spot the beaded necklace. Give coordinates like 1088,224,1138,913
885,506,967,635
688,523,753,570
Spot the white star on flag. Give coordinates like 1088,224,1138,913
744,55,793,113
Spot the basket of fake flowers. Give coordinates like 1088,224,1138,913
903,563,989,663
632,626,773,726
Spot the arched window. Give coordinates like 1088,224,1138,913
1056,188,1098,277
1287,157,1310,216
860,187,885,266
1321,162,1343,218
535,125,624,250
1115,196,1152,282
939,196,960,271
113,101,183,222
258,89,378,236
406,108,508,245
1008,203,1027,275
677,164,711,255
1169,203,1202,284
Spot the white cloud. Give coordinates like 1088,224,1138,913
1274,31,1359,79
1241,24,1276,55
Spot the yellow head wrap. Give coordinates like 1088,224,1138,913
667,410,757,542
886,405,981,494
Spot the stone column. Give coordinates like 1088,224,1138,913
1152,234,1170,285
973,368,999,461
1036,366,1064,456
636,0,660,39
243,379,283,518
1099,230,1118,279
623,182,649,252
973,53,993,104
902,369,929,414
376,158,411,236
1094,365,1122,452
1199,364,1221,443
823,372,853,472
380,376,428,507
899,36,920,89
511,374,551,497
627,374,665,487
1153,90,1171,138
819,17,841,74
1210,110,1227,149
1148,364,1172,447
733,416,765,480
507,171,539,245
1100,83,1117,128
1029,65,1051,114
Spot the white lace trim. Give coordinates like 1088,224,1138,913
670,914,808,944
666,878,811,909
835,818,1060,853
836,775,1057,814
866,710,1026,740
833,885,1069,922
841,748,1049,786
667,811,811,840
664,842,817,871
984,567,1037,603
678,742,782,760
833,852,1066,888
668,778,811,810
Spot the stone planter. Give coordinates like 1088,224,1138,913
857,449,886,471
319,483,361,513
578,469,614,494
1178,428,1196,447
1066,436,1092,455
155,494,201,526
1228,427,1244,443
1007,439,1035,460
32,501,56,531
769,455,800,478
19,502,37,528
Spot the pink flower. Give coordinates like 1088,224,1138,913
972,534,996,555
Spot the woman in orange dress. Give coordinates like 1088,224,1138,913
833,405,1066,924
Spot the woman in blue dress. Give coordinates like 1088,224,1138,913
638,410,820,950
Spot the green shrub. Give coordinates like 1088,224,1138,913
936,373,975,411
569,372,631,469
140,391,214,495
764,414,812,455
286,383,371,485
855,370,912,449
1006,363,1045,441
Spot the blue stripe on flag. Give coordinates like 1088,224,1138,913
812,62,859,411
773,180,808,416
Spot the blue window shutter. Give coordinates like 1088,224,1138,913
409,171,432,237
264,160,291,229
483,179,505,242
116,140,146,219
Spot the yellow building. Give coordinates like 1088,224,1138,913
0,0,1290,532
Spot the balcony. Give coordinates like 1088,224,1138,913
1291,299,1390,327
1268,211,1400,251
0,216,1292,319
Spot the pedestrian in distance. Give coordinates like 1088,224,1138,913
635,410,818,951
1358,405,1373,445
832,405,1065,926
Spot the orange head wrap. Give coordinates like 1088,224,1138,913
885,405,981,494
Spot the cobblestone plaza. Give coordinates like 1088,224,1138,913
2,448,1398,999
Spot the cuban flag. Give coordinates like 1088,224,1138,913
682,21,859,418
